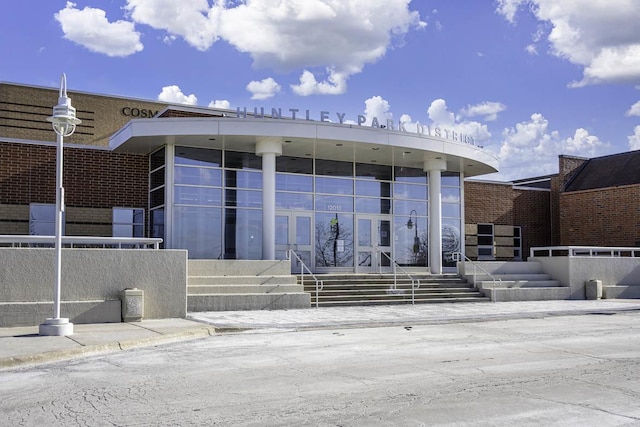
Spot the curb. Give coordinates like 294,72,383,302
0,326,217,371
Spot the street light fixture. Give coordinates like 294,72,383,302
39,74,81,337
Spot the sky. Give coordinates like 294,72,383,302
1,0,640,181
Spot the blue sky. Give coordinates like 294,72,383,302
2,0,640,181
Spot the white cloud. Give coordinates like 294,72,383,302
362,96,392,126
157,85,198,105
55,2,143,57
485,113,610,180
497,0,640,87
495,0,526,23
208,99,230,109
629,125,640,150
427,99,455,126
247,78,281,100
124,0,220,51
123,0,424,95
460,101,507,121
626,101,640,117
290,69,347,96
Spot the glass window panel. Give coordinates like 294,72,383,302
225,189,262,208
174,206,222,259
478,236,494,245
276,174,313,192
224,151,261,170
393,183,427,200
150,168,165,189
276,192,313,210
358,219,371,246
442,218,462,267
315,176,353,195
355,163,392,180
478,224,494,235
478,248,493,256
113,208,144,224
442,186,460,203
225,170,262,189
378,220,391,247
355,180,391,197
276,156,313,174
175,186,222,205
150,188,165,208
29,204,61,237
441,172,460,187
393,200,427,216
175,166,221,186
315,213,353,267
315,159,353,177
296,216,311,245
393,216,427,267
275,216,288,245
224,208,262,260
315,195,353,212
150,148,165,171
394,166,427,184
356,197,391,214
442,203,461,218
150,208,164,240
113,224,133,237
175,147,221,167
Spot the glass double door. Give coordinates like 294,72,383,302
275,211,313,273
356,215,392,273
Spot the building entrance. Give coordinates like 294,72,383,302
356,215,392,273
275,211,313,273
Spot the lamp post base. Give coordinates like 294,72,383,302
39,318,74,336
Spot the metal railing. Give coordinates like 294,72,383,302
530,246,640,258
376,248,422,305
286,249,324,308
452,252,500,302
0,235,162,249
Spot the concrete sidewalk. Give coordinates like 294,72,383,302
2,300,640,371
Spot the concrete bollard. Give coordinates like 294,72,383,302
121,288,144,322
585,279,602,300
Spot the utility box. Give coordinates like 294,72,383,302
121,288,144,322
585,279,603,300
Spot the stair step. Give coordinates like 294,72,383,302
478,280,562,289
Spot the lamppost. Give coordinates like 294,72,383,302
406,209,420,264
39,74,81,337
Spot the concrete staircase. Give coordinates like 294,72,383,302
459,261,570,302
187,260,310,311
302,273,490,307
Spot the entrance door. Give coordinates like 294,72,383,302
275,211,313,273
356,215,392,273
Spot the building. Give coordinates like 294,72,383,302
1,81,638,276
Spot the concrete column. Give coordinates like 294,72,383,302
424,158,447,274
256,139,282,260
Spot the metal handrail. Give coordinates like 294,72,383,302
376,248,421,305
0,235,162,249
452,252,500,302
286,249,324,308
530,246,640,258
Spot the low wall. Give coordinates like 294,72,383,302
0,248,187,326
531,256,640,299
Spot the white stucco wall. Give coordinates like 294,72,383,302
0,248,187,319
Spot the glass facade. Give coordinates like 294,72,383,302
155,145,462,271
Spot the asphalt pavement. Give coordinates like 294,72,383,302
2,299,640,370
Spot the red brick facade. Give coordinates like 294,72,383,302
560,185,640,246
0,142,147,207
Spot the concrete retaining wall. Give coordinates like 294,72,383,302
531,256,640,299
0,248,187,326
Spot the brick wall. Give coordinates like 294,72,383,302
513,188,551,256
560,184,640,246
464,181,514,224
0,142,149,235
